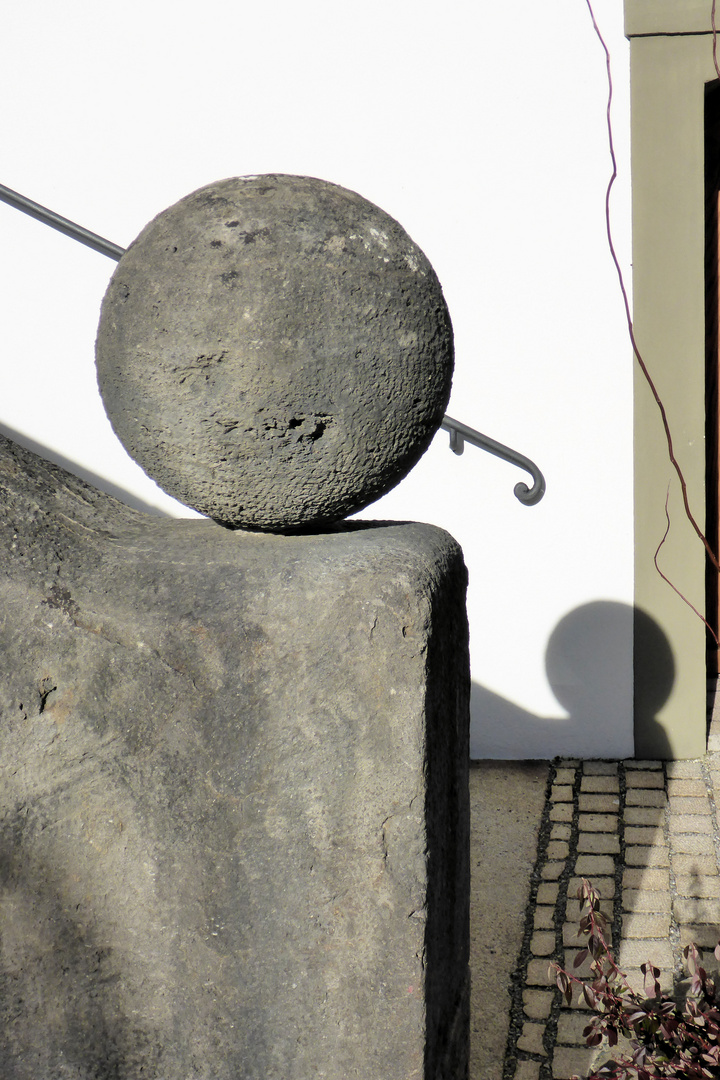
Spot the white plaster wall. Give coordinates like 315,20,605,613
0,0,633,758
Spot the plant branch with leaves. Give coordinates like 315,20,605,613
551,880,720,1079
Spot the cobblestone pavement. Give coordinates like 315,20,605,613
501,748,720,1080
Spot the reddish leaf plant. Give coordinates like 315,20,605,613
550,879,720,1079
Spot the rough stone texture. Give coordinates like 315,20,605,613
0,434,470,1079
96,174,454,530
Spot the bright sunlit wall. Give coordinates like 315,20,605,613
0,0,633,758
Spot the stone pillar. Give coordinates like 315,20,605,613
0,435,470,1079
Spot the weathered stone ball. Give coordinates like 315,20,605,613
96,175,453,530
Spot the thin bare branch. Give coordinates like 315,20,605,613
654,489,720,643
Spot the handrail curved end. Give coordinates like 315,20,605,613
513,474,546,506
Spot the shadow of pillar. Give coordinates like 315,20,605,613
633,608,675,759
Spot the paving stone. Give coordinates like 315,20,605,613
624,842,669,866
552,784,573,803
537,883,560,905
625,760,662,769
578,794,621,813
621,912,671,938
541,861,565,880
530,931,556,956
580,776,619,793
624,806,664,827
546,840,570,860
622,866,670,891
623,966,673,993
575,854,616,877
526,958,556,987
563,949,594,978
534,905,556,930
563,921,612,948
583,761,619,775
559,760,581,768
523,988,554,1020
554,769,576,785
667,796,711,815
671,853,718,875
577,832,620,854
678,924,720,948
674,875,720,898
668,815,713,835
622,888,671,913
667,779,707,797
556,1010,593,1045
625,771,664,789
562,921,584,948
514,1061,541,1080
568,878,615,903
550,804,573,823
552,1045,596,1079
674,898,720,924
666,761,703,778
625,788,667,807
551,823,572,841
517,1022,547,1056
618,938,673,970
559,985,593,1010
624,827,666,847
670,832,715,855
577,814,618,833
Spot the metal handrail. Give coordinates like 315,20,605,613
440,416,545,506
0,181,546,506
0,182,124,260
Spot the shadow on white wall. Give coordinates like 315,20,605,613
470,601,674,761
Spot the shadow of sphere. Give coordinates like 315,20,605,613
545,601,673,725
633,606,675,716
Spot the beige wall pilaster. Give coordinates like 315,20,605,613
626,1,717,756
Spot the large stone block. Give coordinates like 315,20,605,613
0,435,470,1079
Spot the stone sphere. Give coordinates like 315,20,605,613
96,175,453,530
